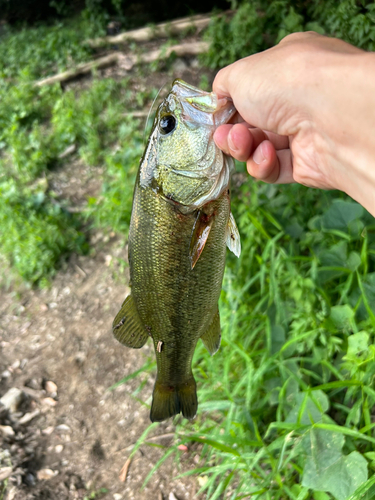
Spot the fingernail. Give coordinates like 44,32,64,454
253,144,265,164
228,132,238,152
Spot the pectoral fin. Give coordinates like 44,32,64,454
200,309,221,355
226,212,241,257
189,211,214,269
112,294,149,348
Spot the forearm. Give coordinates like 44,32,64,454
308,50,375,215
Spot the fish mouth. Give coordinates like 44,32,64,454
168,79,236,128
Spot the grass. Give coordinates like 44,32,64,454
0,15,158,285
1,5,374,499
120,176,375,499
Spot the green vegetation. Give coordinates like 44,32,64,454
127,178,375,500
1,1,374,498
0,18,155,284
203,0,375,68
178,178,375,499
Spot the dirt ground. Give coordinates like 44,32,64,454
0,38,217,500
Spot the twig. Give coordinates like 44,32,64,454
75,264,87,277
145,432,175,442
34,52,120,87
119,457,131,482
18,409,41,425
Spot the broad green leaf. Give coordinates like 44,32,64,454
313,492,331,500
329,305,354,330
349,273,375,321
347,251,361,271
341,473,375,500
285,390,329,424
271,324,285,354
301,428,368,500
346,331,370,360
321,200,364,230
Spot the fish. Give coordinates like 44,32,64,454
112,79,241,422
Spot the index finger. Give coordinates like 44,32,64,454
213,62,241,99
228,111,252,127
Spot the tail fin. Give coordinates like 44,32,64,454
150,377,197,422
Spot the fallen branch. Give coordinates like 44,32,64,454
87,12,226,48
34,41,209,87
34,52,119,87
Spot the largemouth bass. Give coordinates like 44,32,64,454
112,80,241,422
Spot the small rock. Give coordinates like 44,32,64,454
190,57,200,68
37,469,57,481
19,409,40,425
11,360,20,371
113,494,122,500
20,322,31,334
42,397,57,407
40,303,49,312
75,352,86,367
0,388,24,412
48,302,58,309
1,370,11,380
25,378,40,390
169,493,179,500
24,472,36,486
0,425,15,437
56,424,71,433
42,426,54,435
55,444,64,453
45,380,57,394
172,59,188,73
105,254,113,266
0,467,13,481
20,358,28,370
5,486,17,500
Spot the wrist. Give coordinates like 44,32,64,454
310,51,375,215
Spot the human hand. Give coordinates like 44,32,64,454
213,32,375,215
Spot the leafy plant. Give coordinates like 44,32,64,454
0,180,88,285
120,176,375,499
203,0,375,68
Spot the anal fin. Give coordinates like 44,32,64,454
200,309,221,355
112,294,149,348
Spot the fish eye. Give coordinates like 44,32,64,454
159,115,176,135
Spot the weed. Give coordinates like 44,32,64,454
121,178,375,499
202,0,375,68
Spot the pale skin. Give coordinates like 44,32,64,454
213,32,375,217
